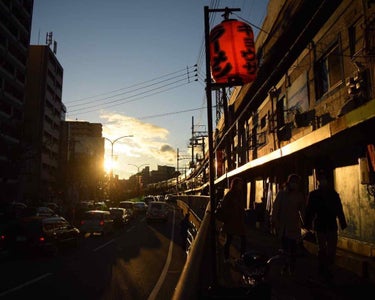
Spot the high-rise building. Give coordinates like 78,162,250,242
23,45,65,203
60,121,105,202
0,0,34,202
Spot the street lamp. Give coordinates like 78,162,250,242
128,164,149,196
104,135,133,178
128,163,149,174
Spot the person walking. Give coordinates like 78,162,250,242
220,177,247,263
304,169,347,281
271,174,306,275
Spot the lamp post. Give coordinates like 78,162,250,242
128,163,149,174
104,135,133,179
104,135,133,200
128,163,149,196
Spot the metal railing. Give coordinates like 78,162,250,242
172,195,212,299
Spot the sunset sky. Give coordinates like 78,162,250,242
30,0,268,179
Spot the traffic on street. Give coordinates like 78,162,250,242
0,205,187,300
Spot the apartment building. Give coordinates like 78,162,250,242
0,0,34,202
23,45,65,203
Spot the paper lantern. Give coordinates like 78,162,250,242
209,19,257,85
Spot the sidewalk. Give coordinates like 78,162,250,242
215,223,375,299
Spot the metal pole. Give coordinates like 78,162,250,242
104,135,133,198
128,163,149,196
204,5,218,288
110,141,114,179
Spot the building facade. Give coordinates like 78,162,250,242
60,121,105,204
23,45,65,204
209,0,375,258
0,0,34,203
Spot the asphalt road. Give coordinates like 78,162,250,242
0,207,187,300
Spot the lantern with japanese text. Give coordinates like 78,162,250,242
209,19,257,85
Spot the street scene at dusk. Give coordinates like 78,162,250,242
1,0,375,299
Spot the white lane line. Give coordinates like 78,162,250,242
0,273,52,297
148,209,176,300
127,225,135,232
93,239,115,252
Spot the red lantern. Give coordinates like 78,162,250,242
209,19,257,85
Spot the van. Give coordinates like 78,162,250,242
146,201,169,223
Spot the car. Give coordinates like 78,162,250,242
118,201,135,219
109,207,130,229
143,195,156,205
146,201,169,223
8,215,80,256
79,210,114,236
0,202,28,219
22,206,57,218
133,201,148,215
0,202,28,255
164,194,177,204
92,201,108,211
43,202,60,214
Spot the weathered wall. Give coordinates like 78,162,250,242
335,165,375,245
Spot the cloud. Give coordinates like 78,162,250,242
100,112,177,178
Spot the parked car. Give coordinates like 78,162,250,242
146,201,169,223
109,207,130,229
79,210,114,236
133,201,148,215
8,215,80,256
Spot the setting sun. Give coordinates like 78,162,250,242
104,158,115,174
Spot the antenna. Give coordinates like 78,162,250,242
46,32,53,46
53,41,57,54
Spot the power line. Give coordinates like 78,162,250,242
67,79,194,116
66,67,199,116
67,65,197,103
68,70,193,109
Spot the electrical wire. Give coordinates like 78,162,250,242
66,66,199,116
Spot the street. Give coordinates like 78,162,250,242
0,208,187,300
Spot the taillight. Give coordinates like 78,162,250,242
1,235,5,241
39,236,45,242
99,220,104,226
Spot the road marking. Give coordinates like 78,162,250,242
0,273,52,297
148,209,176,300
127,225,135,232
93,239,115,252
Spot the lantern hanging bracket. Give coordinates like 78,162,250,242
221,7,240,20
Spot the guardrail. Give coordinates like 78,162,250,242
172,195,212,299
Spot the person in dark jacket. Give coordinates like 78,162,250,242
271,173,306,275
304,169,347,281
220,177,246,262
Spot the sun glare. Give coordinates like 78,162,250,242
104,158,115,174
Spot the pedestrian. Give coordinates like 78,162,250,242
304,169,347,281
271,173,305,275
180,212,191,251
220,177,247,263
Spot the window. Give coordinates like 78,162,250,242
315,43,343,99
